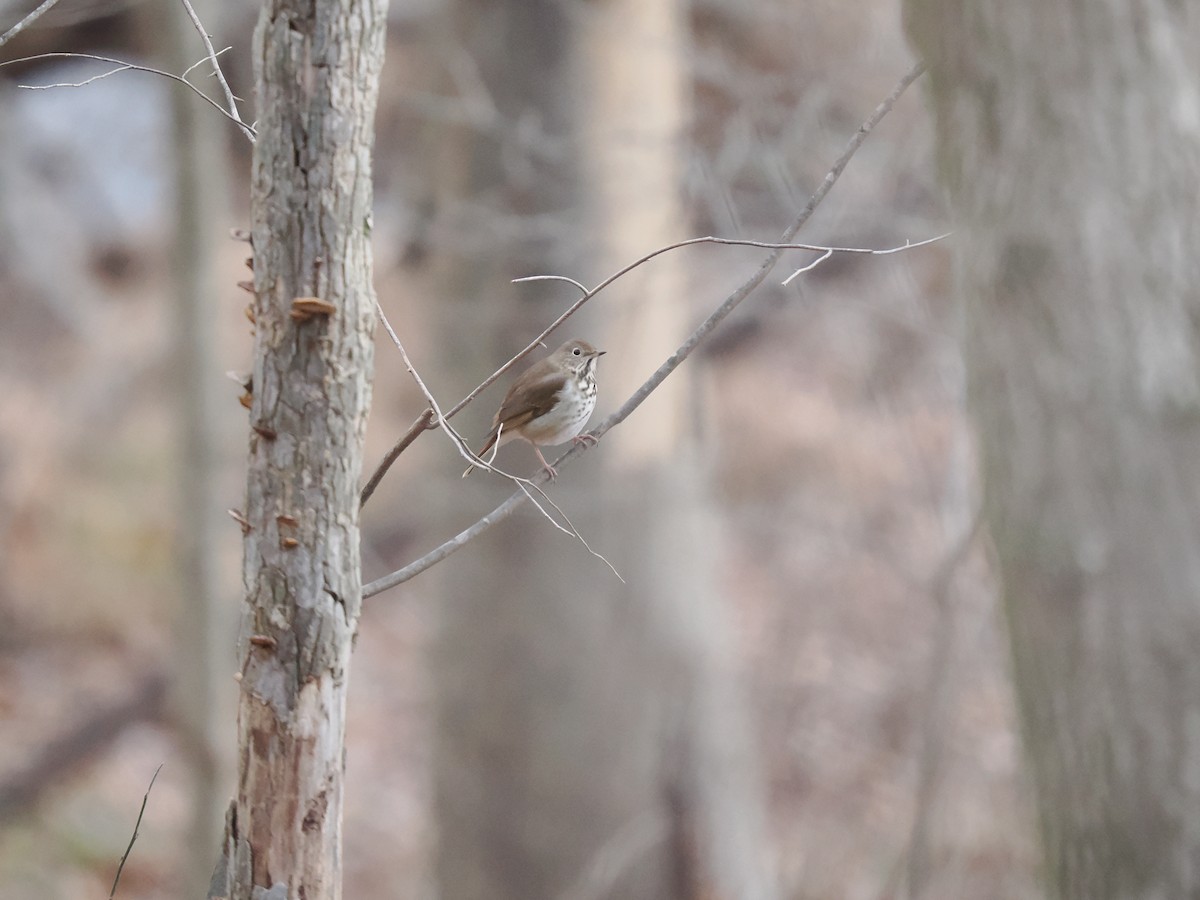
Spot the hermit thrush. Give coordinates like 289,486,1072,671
462,339,605,479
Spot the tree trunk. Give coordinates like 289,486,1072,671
905,3,1200,897
425,0,775,896
225,0,386,895
578,0,775,894
161,0,233,889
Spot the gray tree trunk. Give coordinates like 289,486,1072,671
224,0,386,895
905,3,1200,897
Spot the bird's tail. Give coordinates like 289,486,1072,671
461,430,499,478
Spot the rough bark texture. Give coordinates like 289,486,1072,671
228,0,386,895
905,3,1200,897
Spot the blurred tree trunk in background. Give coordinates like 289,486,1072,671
426,0,774,897
578,0,776,896
222,0,386,895
906,2,1200,896
160,0,234,892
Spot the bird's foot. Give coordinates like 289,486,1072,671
572,432,599,447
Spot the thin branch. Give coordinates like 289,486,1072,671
781,248,834,286
451,230,947,418
2,52,256,142
108,764,164,900
514,480,625,583
360,407,434,506
359,221,944,503
515,273,588,295
371,304,620,575
366,304,543,486
181,44,231,80
365,482,543,595
0,0,63,49
372,302,478,469
176,0,252,141
18,61,134,88
362,60,927,599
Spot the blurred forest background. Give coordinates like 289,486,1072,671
0,0,1035,897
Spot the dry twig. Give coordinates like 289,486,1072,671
362,60,928,599
2,49,256,141
108,764,164,899
372,303,624,579
359,188,944,501
0,0,64,48
174,0,252,140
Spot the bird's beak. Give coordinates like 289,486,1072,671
596,350,607,356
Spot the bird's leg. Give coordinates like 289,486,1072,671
533,445,558,480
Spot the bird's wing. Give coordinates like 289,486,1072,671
493,367,566,431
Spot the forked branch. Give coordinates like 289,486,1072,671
362,60,929,600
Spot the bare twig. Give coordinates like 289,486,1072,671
370,304,543,484
781,248,834,285
360,218,943,503
512,480,625,583
2,52,256,141
0,0,63,49
109,764,164,900
371,306,531,482
371,304,622,577
181,44,231,81
362,60,927,599
372,302,478,468
176,0,254,142
360,408,434,506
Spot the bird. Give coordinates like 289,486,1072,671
462,339,605,480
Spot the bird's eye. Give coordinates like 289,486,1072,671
572,347,582,356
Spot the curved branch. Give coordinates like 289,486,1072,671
360,407,433,506
360,133,943,503
176,0,248,136
362,59,928,600
2,52,256,141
